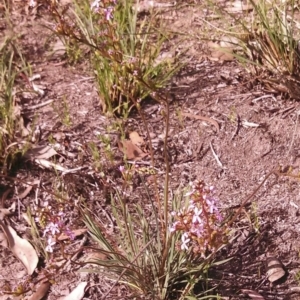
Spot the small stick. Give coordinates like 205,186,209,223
210,141,223,168
182,112,220,132
24,99,54,111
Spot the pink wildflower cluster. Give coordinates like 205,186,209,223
36,210,75,253
91,0,117,21
170,181,228,256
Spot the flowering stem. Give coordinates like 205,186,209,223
135,103,163,225
201,203,212,245
163,98,170,235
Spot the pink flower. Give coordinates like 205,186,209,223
43,222,60,237
192,207,202,224
29,0,37,7
104,6,114,21
205,197,217,214
45,237,56,253
191,223,204,238
169,221,180,233
91,0,101,11
181,232,190,251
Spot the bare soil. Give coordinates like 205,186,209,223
1,1,300,299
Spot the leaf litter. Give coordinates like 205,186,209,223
0,222,38,275
28,280,51,300
4,0,297,299
118,139,147,160
61,282,88,300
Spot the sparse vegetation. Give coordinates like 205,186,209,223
46,0,181,117
204,0,300,99
82,180,230,299
2,0,300,299
0,25,30,173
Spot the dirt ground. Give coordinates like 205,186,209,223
2,1,300,299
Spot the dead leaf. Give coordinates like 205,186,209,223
58,228,87,241
220,36,239,49
266,257,286,282
0,222,38,275
32,83,46,96
25,145,57,160
118,140,147,160
51,39,66,58
242,120,260,128
34,158,68,172
129,131,144,147
62,282,88,300
28,280,51,300
29,74,42,81
210,48,234,62
18,179,40,199
0,232,8,248
0,208,13,220
241,289,265,299
207,41,234,62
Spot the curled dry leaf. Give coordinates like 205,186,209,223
18,179,40,200
241,289,265,299
118,140,147,160
129,131,144,147
28,280,51,300
32,83,46,96
0,222,38,275
266,257,286,282
62,282,88,300
58,228,87,241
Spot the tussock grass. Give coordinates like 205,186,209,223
0,34,29,173
204,0,300,99
46,0,181,118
